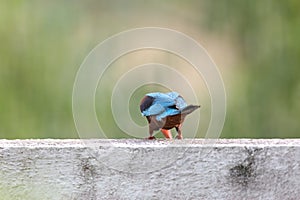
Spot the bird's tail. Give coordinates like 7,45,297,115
181,105,200,115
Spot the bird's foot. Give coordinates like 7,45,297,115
148,136,156,140
175,135,183,139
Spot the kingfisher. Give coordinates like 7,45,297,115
140,92,200,139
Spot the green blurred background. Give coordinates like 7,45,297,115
1,1,299,139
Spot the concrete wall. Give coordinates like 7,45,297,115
0,139,299,199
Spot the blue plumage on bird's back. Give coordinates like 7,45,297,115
142,92,188,121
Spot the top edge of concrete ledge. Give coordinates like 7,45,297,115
0,139,300,148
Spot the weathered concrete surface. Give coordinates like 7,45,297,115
0,139,299,200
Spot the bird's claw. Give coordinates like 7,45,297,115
175,135,183,139
148,136,156,140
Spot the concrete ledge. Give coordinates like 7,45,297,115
0,139,299,199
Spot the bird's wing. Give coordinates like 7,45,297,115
147,92,176,107
166,92,188,110
143,92,186,120
175,96,187,110
156,108,180,121
142,103,165,116
165,92,180,99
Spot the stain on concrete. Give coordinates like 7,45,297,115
230,147,261,186
78,158,97,199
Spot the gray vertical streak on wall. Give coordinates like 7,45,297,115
0,139,299,199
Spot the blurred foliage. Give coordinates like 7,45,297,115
0,1,299,138
202,0,300,137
